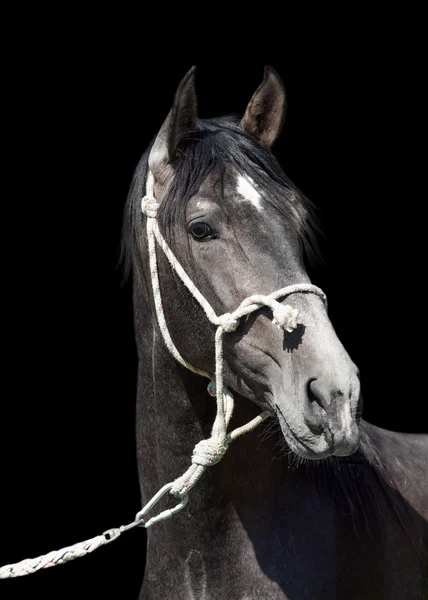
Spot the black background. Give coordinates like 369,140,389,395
1,13,426,599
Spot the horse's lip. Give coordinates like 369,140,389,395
282,415,324,456
275,403,334,458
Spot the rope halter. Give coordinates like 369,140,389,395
141,171,327,498
0,168,329,580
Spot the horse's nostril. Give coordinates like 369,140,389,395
307,377,319,403
307,378,329,411
305,378,328,434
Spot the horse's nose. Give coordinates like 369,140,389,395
303,378,330,434
304,375,361,455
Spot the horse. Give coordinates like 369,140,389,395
121,66,428,599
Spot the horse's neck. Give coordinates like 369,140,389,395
136,329,338,595
135,307,272,503
134,310,426,599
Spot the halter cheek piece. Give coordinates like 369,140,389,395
141,171,327,500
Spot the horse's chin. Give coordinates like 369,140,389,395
278,414,334,460
277,412,360,460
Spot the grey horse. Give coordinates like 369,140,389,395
121,66,428,599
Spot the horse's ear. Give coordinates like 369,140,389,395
149,66,198,178
241,66,286,148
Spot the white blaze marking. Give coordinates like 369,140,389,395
236,174,263,211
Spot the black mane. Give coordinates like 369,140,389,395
121,116,320,280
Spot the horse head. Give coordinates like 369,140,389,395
133,66,361,460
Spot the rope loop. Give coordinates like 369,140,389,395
272,303,299,332
192,438,228,467
217,312,240,333
141,195,159,218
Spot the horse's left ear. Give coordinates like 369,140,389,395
241,66,287,148
149,67,198,181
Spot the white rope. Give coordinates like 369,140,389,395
0,169,328,579
0,535,107,579
0,482,188,579
141,171,327,498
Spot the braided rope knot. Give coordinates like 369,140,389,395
217,312,239,333
191,438,228,467
272,304,299,332
141,195,159,218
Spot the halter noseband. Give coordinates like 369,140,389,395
141,171,327,499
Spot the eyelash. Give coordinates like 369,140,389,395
189,222,217,241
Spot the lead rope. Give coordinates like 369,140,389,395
0,170,327,579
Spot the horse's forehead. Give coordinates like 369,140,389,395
235,173,263,211
194,169,265,213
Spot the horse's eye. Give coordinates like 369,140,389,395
189,222,215,240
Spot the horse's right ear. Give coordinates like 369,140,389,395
149,67,198,180
241,66,286,148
